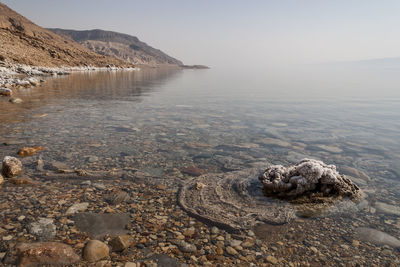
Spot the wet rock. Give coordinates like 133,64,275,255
257,138,291,148
9,97,23,104
106,190,130,205
6,242,80,266
66,202,89,215
83,240,109,262
340,166,371,181
28,218,56,240
356,227,400,248
2,156,23,177
259,158,361,200
109,235,133,252
375,202,400,216
17,146,44,157
73,213,130,239
9,177,36,185
28,77,40,86
181,166,204,176
177,240,197,253
0,87,12,96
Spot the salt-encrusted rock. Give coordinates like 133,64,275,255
0,87,12,96
2,156,23,178
5,242,80,266
258,158,361,200
66,202,89,215
83,240,109,262
28,218,56,240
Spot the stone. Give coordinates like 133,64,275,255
375,202,400,216
28,218,56,240
0,174,3,185
356,227,400,248
73,213,130,239
2,156,23,177
266,255,278,264
8,242,80,266
9,177,36,185
195,182,206,190
106,190,130,205
17,146,44,157
66,202,89,215
109,235,133,252
258,158,362,200
9,97,23,104
178,241,197,253
181,166,204,176
225,246,238,255
211,227,219,234
124,263,137,267
83,240,109,262
0,87,12,96
28,77,40,86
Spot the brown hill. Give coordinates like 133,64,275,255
0,2,131,67
48,28,183,66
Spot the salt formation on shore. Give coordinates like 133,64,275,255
179,159,363,232
258,158,362,200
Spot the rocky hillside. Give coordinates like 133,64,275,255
48,28,183,66
0,3,130,67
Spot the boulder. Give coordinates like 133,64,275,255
2,156,23,178
83,240,109,262
258,158,361,200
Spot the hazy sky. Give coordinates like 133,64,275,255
3,0,400,69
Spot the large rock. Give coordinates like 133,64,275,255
2,156,23,178
83,240,109,262
258,158,361,200
6,242,80,266
28,218,56,240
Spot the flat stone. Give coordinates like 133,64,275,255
181,166,204,176
73,212,130,239
66,202,89,215
83,240,109,262
375,202,400,216
17,146,44,157
6,242,80,266
356,227,400,248
2,156,23,178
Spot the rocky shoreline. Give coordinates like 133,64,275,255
0,60,137,102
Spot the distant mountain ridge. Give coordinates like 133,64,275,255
48,28,183,66
0,2,129,67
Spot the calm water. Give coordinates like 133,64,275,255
1,66,400,254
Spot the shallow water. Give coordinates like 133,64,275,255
1,66,400,262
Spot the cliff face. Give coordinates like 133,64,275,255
48,28,183,66
0,3,131,67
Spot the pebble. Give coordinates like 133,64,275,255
178,241,197,253
226,246,238,255
266,255,278,264
211,226,219,234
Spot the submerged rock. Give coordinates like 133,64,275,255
355,227,400,248
2,156,23,178
17,146,44,157
258,158,361,200
5,242,80,266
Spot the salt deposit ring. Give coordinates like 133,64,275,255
178,164,363,232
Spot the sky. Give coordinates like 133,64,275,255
3,0,400,69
